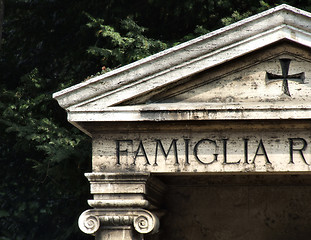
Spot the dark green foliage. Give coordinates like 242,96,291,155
85,13,167,71
1,0,311,239
0,68,92,239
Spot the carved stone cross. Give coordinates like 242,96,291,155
266,58,305,96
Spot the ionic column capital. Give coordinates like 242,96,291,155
79,172,166,239
78,209,160,235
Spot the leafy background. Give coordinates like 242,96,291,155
1,0,311,239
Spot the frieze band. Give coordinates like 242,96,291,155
114,137,309,166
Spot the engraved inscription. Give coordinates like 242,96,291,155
113,137,310,168
289,138,309,165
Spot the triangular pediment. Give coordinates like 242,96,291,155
53,5,311,134
128,41,311,105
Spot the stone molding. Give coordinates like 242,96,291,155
78,209,160,235
78,172,165,238
85,172,166,209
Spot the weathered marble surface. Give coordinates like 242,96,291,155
78,173,165,240
92,122,311,173
61,43,311,124
156,43,311,104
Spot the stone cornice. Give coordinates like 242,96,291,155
68,103,311,122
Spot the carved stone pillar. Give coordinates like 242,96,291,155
78,173,166,240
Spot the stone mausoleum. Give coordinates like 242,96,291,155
53,5,311,240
